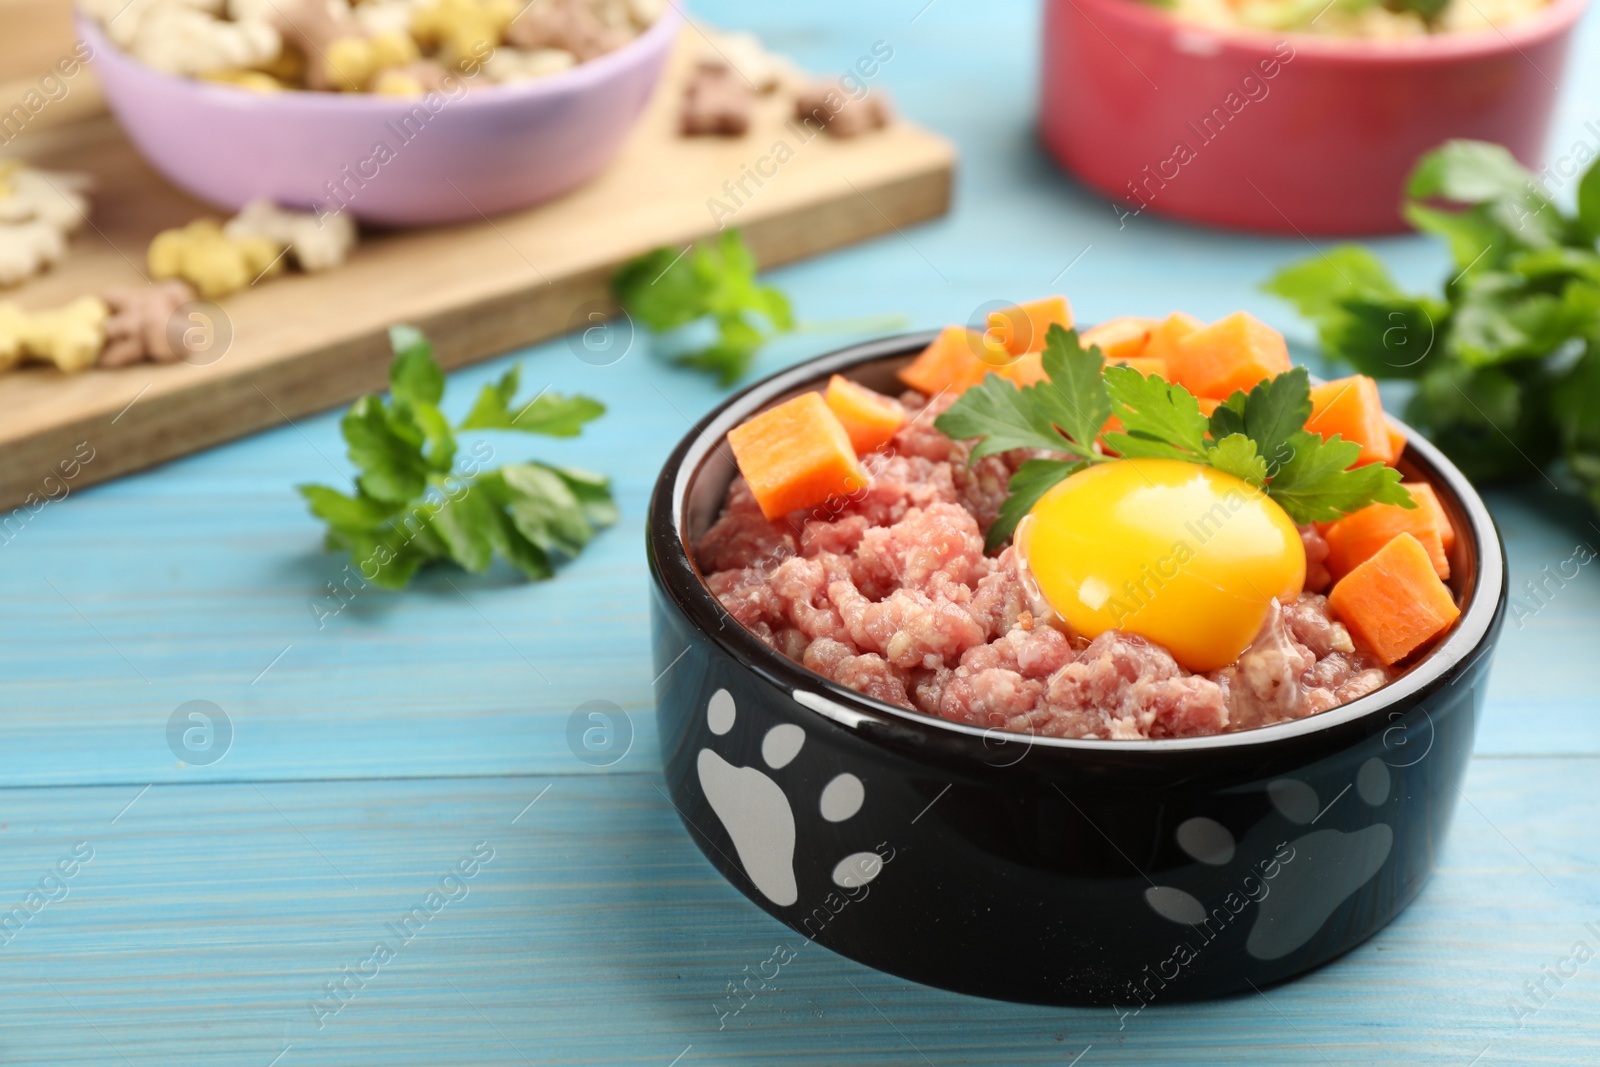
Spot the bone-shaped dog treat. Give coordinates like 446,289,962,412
99,281,199,367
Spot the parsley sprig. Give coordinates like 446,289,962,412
934,324,1413,551
1265,138,1600,514
300,326,616,589
612,229,793,386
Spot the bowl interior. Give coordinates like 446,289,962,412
665,332,1505,752
1066,0,1591,61
76,3,682,109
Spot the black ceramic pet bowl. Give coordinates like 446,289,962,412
647,332,1507,1006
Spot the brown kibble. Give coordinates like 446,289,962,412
680,62,754,137
99,281,196,367
505,0,629,60
794,81,892,138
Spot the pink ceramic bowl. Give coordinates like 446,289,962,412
1040,0,1589,234
77,6,679,226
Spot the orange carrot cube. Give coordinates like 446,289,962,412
1328,532,1460,665
1167,311,1292,400
996,341,1162,388
825,374,907,455
998,350,1046,387
1082,316,1157,363
727,392,868,521
987,296,1074,355
1307,375,1395,467
1404,481,1455,553
899,325,997,397
1324,488,1451,582
1386,418,1407,466
1142,311,1205,369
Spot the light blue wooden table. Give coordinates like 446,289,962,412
5,1,1599,1063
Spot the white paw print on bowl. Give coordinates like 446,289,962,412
696,688,883,907
1145,757,1396,960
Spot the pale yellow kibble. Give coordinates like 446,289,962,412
200,69,285,93
373,70,426,96
325,36,378,91
369,31,420,68
147,225,197,281
0,160,22,199
0,296,110,374
148,218,285,300
412,0,513,64
233,233,285,279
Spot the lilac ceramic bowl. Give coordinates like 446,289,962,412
76,6,679,226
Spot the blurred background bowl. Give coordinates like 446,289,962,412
1039,0,1588,235
76,4,679,227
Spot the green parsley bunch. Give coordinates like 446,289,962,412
1266,139,1600,511
611,229,793,386
300,326,616,589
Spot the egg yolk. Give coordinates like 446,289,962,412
1016,458,1306,673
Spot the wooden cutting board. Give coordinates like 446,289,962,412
0,5,954,509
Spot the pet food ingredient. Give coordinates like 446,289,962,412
0,297,109,374
726,391,867,520
1306,374,1395,466
935,325,1412,548
987,296,1074,356
794,80,892,138
898,325,1004,396
224,199,357,272
148,218,284,298
1165,310,1293,400
611,229,792,385
1327,532,1460,665
1017,457,1306,673
824,374,906,454
1322,487,1454,581
300,326,614,588
680,62,754,136
99,281,198,367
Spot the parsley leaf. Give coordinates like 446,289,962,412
1209,366,1313,472
389,325,445,404
299,327,615,589
933,373,1080,458
1102,364,1209,461
1208,433,1269,488
460,363,606,435
1038,326,1114,451
612,229,793,386
933,325,1108,460
1261,245,1401,323
1269,430,1412,523
987,458,1085,552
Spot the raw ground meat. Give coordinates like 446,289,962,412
695,391,1392,739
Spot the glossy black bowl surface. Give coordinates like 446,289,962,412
647,333,1506,1006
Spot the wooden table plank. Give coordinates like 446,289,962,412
0,759,1594,1066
